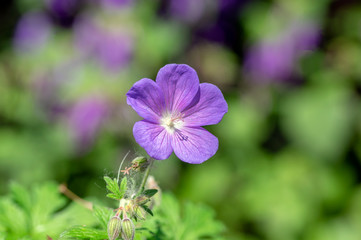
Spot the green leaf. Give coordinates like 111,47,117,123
141,205,154,216
0,198,28,237
104,176,120,194
106,193,119,200
59,226,108,239
31,183,66,227
280,84,353,161
9,182,32,215
142,189,158,198
47,201,96,238
0,181,97,240
104,176,123,200
93,205,113,229
143,193,225,239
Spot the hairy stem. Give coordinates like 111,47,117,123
137,157,154,195
117,151,130,183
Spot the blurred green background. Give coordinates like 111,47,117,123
1,0,361,239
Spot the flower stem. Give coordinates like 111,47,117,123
137,157,154,196
59,183,93,210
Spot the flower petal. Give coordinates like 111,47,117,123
133,120,173,160
126,78,165,122
156,64,200,113
171,126,218,164
183,83,228,126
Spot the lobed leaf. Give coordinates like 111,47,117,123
146,193,225,239
0,198,28,237
0,181,98,240
92,205,113,229
106,193,119,200
47,202,96,238
9,182,32,215
59,226,107,239
104,176,123,200
31,183,66,227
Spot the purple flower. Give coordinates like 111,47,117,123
126,64,228,164
45,0,79,27
74,15,134,72
219,0,239,11
13,11,52,52
244,21,320,83
68,96,109,150
168,0,206,23
245,39,294,82
97,0,133,9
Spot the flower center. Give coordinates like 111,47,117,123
160,114,183,133
160,113,188,141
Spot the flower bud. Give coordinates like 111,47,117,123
107,216,122,240
131,156,148,171
135,196,150,205
132,156,147,164
133,205,147,220
121,218,135,240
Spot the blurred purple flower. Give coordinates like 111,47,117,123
244,22,320,83
195,0,247,46
68,96,109,149
45,0,79,27
74,16,134,72
168,0,206,23
126,64,228,164
218,0,238,11
292,22,320,51
245,39,294,82
97,0,133,9
32,60,81,119
33,74,66,119
13,11,52,52
197,24,226,43
168,0,244,24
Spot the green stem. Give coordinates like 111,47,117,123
137,157,154,196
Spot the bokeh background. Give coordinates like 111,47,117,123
1,0,361,239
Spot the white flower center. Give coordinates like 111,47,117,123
160,113,184,134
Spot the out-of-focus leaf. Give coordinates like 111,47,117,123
45,201,96,238
31,182,66,227
280,84,354,161
134,22,186,72
348,187,361,228
59,226,107,239
237,150,353,240
92,205,113,229
217,98,268,150
0,181,97,240
305,219,360,240
10,182,32,215
143,193,225,240
178,160,232,205
0,198,28,238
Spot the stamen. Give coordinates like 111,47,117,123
160,112,185,135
